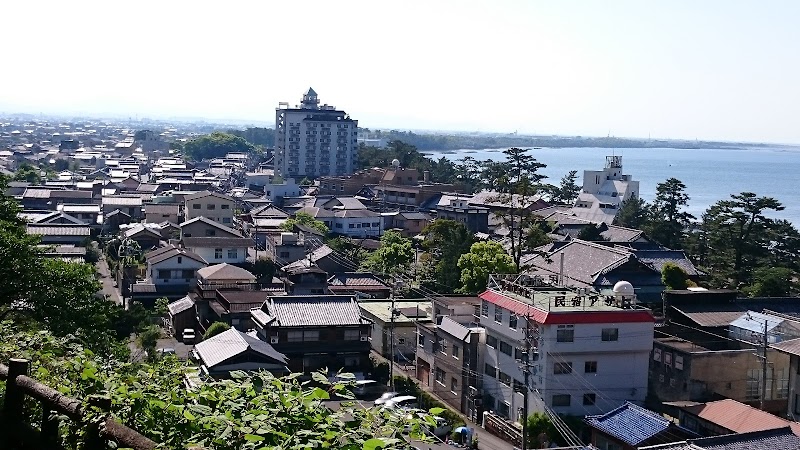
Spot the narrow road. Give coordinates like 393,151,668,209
95,250,123,306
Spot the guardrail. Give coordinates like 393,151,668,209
0,358,157,450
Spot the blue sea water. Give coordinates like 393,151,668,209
424,146,800,225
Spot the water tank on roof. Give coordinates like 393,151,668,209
613,280,634,296
391,158,400,168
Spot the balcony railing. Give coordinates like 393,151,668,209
0,358,157,449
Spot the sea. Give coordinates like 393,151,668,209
423,146,800,225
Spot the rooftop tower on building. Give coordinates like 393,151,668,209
570,155,640,224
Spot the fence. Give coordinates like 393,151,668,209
0,358,157,450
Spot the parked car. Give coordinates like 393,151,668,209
182,328,196,344
157,347,176,356
374,392,399,406
384,395,418,409
353,380,383,397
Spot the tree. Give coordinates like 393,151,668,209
281,211,330,236
13,163,42,184
155,297,170,316
577,224,608,241
526,413,559,449
182,132,256,161
204,322,231,339
421,220,474,292
744,267,797,297
481,148,548,271
699,192,785,288
362,231,415,275
661,262,692,290
614,196,651,230
647,178,694,249
550,170,581,204
457,241,515,294
137,325,160,358
327,236,369,267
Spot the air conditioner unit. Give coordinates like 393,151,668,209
360,336,369,342
270,336,279,344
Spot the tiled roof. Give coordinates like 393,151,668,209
527,240,631,286
49,190,93,199
263,295,366,327
640,427,800,450
167,296,195,315
281,245,333,271
182,237,252,248
180,216,244,238
147,247,206,265
636,250,702,276
144,204,179,214
671,306,746,327
327,272,389,288
184,190,234,202
771,337,800,357
681,399,792,434
250,204,289,218
586,402,672,446
194,328,286,368
22,188,52,198
197,263,256,282
26,224,91,236
102,195,144,206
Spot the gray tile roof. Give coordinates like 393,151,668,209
194,328,287,368
586,402,673,446
179,216,244,238
184,190,234,202
26,224,91,236
167,296,195,315
262,295,366,327
196,263,256,282
640,427,800,450
327,272,389,288
146,247,206,265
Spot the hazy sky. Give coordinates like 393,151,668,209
2,1,799,143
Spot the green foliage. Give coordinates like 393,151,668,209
646,178,694,249
327,236,369,267
0,323,430,449
525,413,585,448
357,141,458,185
392,375,464,428
227,127,275,147
362,231,415,275
421,219,474,292
155,297,170,316
234,259,276,283
13,163,42,184
661,262,692,290
204,322,231,340
182,132,256,161
548,170,581,204
744,267,797,297
577,224,607,241
281,212,330,236
299,177,313,186
614,196,651,230
137,325,161,357
457,241,516,294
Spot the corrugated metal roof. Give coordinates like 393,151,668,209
266,295,365,327
194,328,286,368
167,296,195,315
26,225,90,236
586,402,671,446
681,399,792,434
771,337,800,357
438,317,471,341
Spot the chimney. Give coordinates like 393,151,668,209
423,170,430,183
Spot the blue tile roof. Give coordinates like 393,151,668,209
586,402,671,446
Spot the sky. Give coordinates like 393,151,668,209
2,1,799,143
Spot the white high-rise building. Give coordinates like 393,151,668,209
274,88,358,178
570,155,640,224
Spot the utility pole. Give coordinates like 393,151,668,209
761,318,769,411
389,278,397,392
521,306,535,450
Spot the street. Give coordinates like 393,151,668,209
94,249,123,306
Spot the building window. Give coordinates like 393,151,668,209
554,362,573,375
585,361,598,373
344,329,360,341
279,251,290,258
675,356,684,370
398,338,406,345
552,394,571,407
181,269,193,279
452,345,460,358
515,347,526,362
509,314,518,329
207,204,216,210
222,217,232,224
653,348,662,362
494,306,503,323
583,393,596,406
336,223,343,228
214,248,223,259
192,203,200,209
556,325,574,342
601,328,619,341
227,249,238,259
513,379,526,393
287,330,320,342
498,372,511,386
486,335,498,348
500,341,513,356
435,368,445,385
484,364,496,378
348,223,355,228
372,222,380,227
418,334,425,346
177,256,182,264
497,402,510,419
205,229,216,236
451,377,459,393
439,339,447,354
221,204,230,209
747,368,760,400
157,269,170,279
481,302,489,317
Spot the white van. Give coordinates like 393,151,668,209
384,395,418,409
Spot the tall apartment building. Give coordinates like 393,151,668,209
275,88,358,179
478,275,654,421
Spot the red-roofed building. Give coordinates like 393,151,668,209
675,399,800,437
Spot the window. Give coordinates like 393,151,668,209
435,368,445,385
500,341,513,356
288,330,320,342
398,338,406,345
552,394,571,407
515,347,526,362
481,302,489,317
344,329,360,341
509,314,518,329
439,339,447,354
556,325,574,343
207,204,216,210
214,248,223,259
664,352,673,367
205,229,216,236
554,362,573,374
498,372,511,386
583,393,596,406
452,345,460,358
361,222,370,228
451,377,459,393
336,223,343,228
157,269,170,279
222,217,231,224
513,379,526,393
372,222,380,227
601,328,619,341
418,334,425,346
675,356,684,370
486,335,498,348
653,348,662,362
221,204,230,209
348,223,355,228
585,361,598,373
497,402,510,419
494,306,503,323
177,256,182,264
192,203,200,209
181,269,193,279
484,364,496,378
279,251,290,258
227,249,238,259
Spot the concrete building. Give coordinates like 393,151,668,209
274,88,358,178
359,300,432,361
183,191,236,225
478,275,654,421
570,155,640,224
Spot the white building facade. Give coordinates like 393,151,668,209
478,276,654,421
570,155,640,224
275,88,358,179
